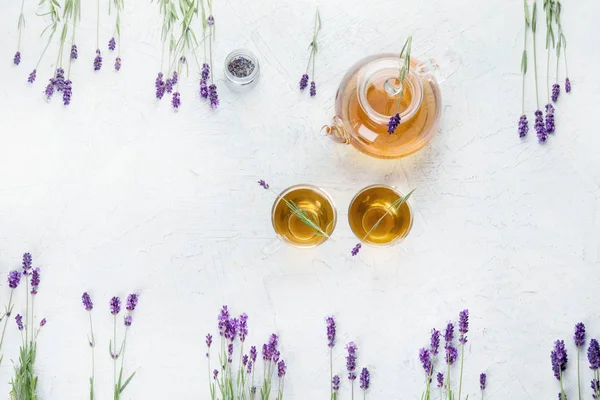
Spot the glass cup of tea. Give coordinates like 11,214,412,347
348,184,413,247
265,184,337,252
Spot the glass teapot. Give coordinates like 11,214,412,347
323,51,459,159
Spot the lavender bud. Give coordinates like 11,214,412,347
277,360,287,378
299,74,309,90
458,309,469,345
108,37,116,51
535,110,547,143
40,318,47,327
94,50,103,71
346,342,358,381
588,339,600,370
209,84,219,109
480,373,487,391
28,69,37,83
207,15,215,26
200,80,209,99
110,296,121,315
238,313,248,342
70,45,78,60
63,79,72,106
565,78,571,93
430,329,441,355
444,322,454,344
551,340,568,380
30,267,40,295
359,368,370,391
15,314,24,331
419,348,432,375
332,375,340,392
14,52,21,65
155,73,165,99
82,292,93,311
115,57,122,71
202,63,210,80
387,113,401,134
8,270,21,289
218,306,230,336
552,83,560,102
310,81,316,97
250,346,257,363
351,243,361,256
518,114,529,138
206,333,213,348
124,316,132,327
126,293,139,312
445,345,458,365
213,369,218,380
172,92,181,109
326,316,336,348
437,372,444,388
258,180,270,189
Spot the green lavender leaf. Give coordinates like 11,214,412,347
531,1,537,33
521,49,527,74
119,371,136,393
361,189,415,243
524,0,530,26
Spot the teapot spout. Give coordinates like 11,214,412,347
322,115,351,144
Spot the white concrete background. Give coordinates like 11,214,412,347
1,0,599,398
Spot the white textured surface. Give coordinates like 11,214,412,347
1,0,600,398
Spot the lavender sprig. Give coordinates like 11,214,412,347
574,323,586,400
298,8,321,96
1,271,21,365
346,341,358,399
14,0,26,65
82,292,95,399
545,103,555,133
388,35,412,134
531,1,547,143
326,316,336,399
554,1,571,94
480,372,487,400
458,309,469,400
551,339,568,400
359,367,370,394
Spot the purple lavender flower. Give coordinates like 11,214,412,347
22,253,32,275
30,267,40,295
430,329,441,355
213,369,218,380
268,333,279,355
310,81,316,97
242,354,249,367
444,322,454,344
332,375,340,392
218,305,230,336
458,309,469,345
108,37,116,51
207,15,215,26
126,293,139,312
387,113,401,134
480,373,487,390
250,345,257,363
518,114,529,137
359,368,370,390
272,349,280,363
110,296,121,315
534,110,547,143
70,45,78,60
40,318,47,327
115,57,122,71
209,84,219,109
94,49,102,71
278,360,287,378
8,270,21,289
258,180,270,190
14,52,21,65
172,92,181,109
202,63,210,80
552,83,560,102
226,318,238,342
82,292,93,311
437,372,444,388
63,79,72,106
591,379,599,399
205,334,213,349
351,243,361,256
574,323,586,348
171,71,178,86
262,343,270,361
154,73,165,100
419,348,432,375
54,68,65,91
326,316,336,348
227,343,234,363
200,80,208,99
250,387,257,395
124,316,132,327
346,342,358,381
588,339,600,370
247,360,253,374
28,69,37,83
545,104,555,133
299,74,309,90
565,78,571,93
15,314,23,331
445,345,458,365
165,78,173,93
551,339,568,380
239,313,248,342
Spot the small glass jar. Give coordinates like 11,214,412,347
224,49,260,91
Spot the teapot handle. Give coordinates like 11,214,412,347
414,48,461,84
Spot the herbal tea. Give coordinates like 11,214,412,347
348,185,412,246
272,185,336,248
